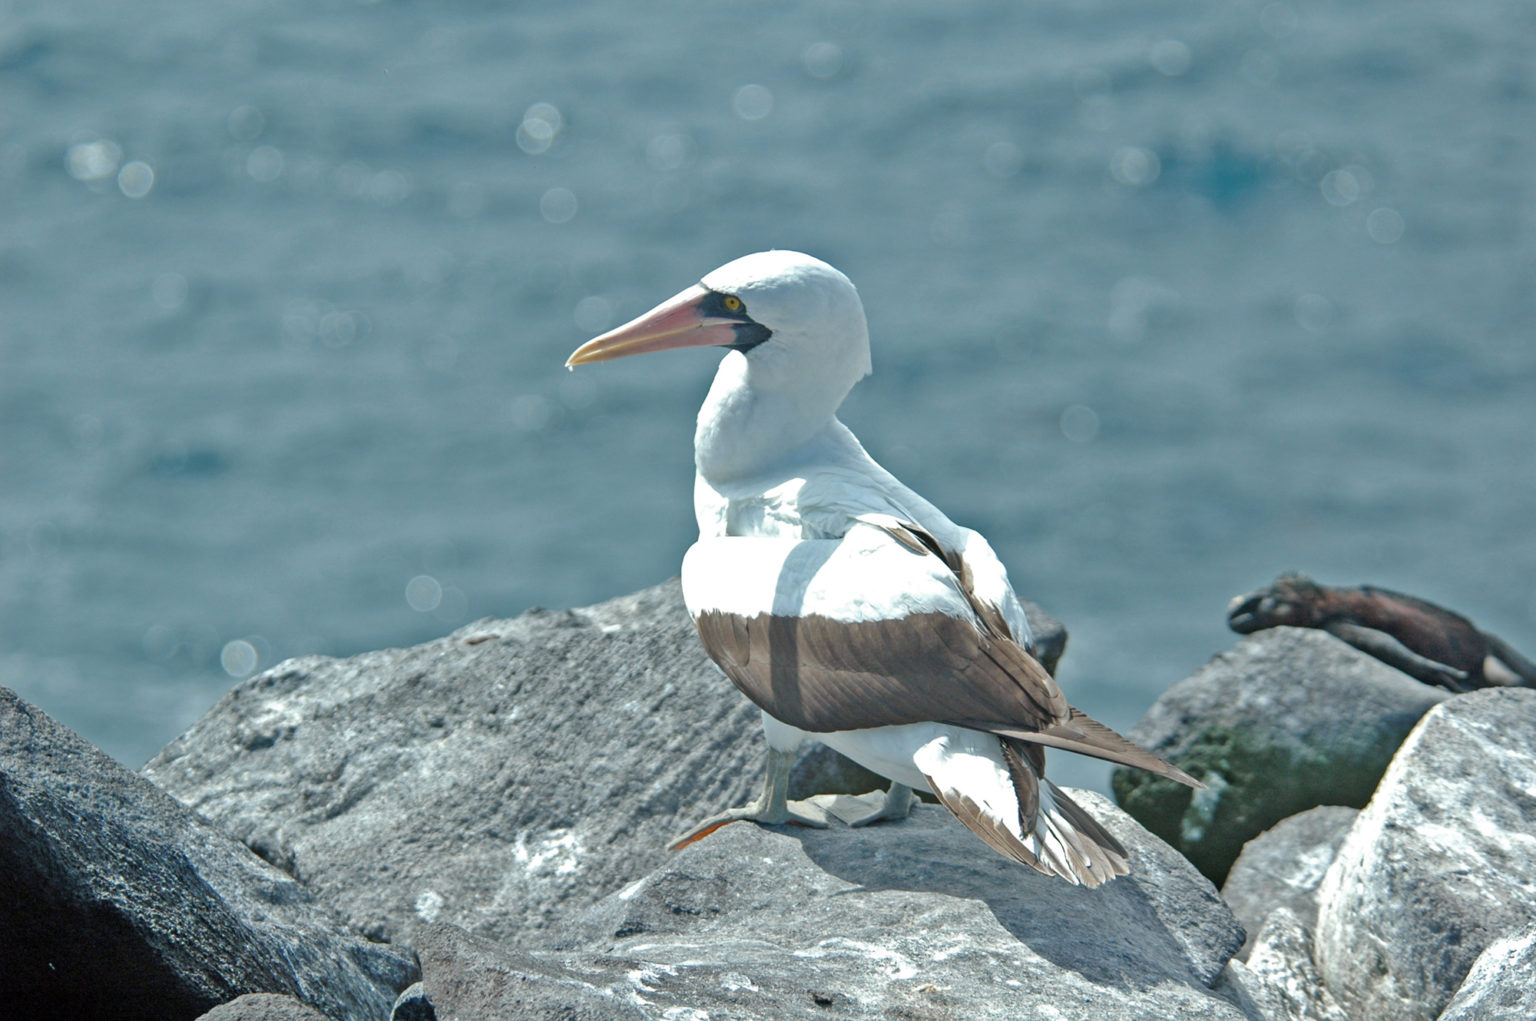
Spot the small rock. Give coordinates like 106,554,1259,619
1315,688,1536,1021
1112,627,1448,883
1437,924,1536,1021
0,687,414,1021
195,993,330,1020
388,981,436,1021
1226,908,1349,1021
1222,805,1357,958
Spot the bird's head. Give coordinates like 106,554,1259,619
566,250,872,397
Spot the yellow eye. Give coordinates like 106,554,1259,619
723,295,742,312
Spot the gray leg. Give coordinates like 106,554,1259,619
670,747,829,849
847,782,917,828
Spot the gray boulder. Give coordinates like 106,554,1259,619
1112,627,1448,883
0,686,415,1021
144,581,762,946
1221,805,1357,959
1437,925,1536,1021
410,792,1249,1020
1314,688,1536,1021
144,580,1065,946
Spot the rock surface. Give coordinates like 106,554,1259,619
0,686,415,1021
1112,627,1448,883
145,581,761,946
1314,688,1536,1021
1436,924,1536,1021
1221,805,1357,959
408,792,1248,1020
144,580,1066,946
194,994,330,1020
1226,908,1348,1021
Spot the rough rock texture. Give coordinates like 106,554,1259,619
1224,908,1348,1021
1436,924,1536,1021
145,580,1065,946
195,994,330,1020
143,581,760,946
409,792,1248,1020
388,983,437,1021
1315,688,1536,1021
0,687,416,1021
1222,805,1357,958
1112,627,1448,883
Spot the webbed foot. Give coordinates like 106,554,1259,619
846,782,917,827
670,796,829,849
669,746,828,849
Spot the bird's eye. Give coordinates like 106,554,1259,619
723,295,743,312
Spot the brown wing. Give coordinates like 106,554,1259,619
692,607,1067,734
690,517,1203,790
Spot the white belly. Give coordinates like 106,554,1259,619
759,712,1006,794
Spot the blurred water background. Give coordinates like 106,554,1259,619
3,0,1533,793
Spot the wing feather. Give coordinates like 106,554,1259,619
685,517,1198,791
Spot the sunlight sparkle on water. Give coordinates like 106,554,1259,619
1320,168,1360,207
117,161,154,198
802,42,843,80
66,139,121,182
405,575,443,613
517,103,562,155
539,187,577,224
247,145,284,183
646,132,693,173
1110,146,1160,187
220,639,259,677
733,84,774,121
573,296,613,334
227,104,265,142
1060,405,1101,444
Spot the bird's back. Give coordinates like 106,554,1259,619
692,417,1035,651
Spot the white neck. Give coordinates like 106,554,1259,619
694,351,852,484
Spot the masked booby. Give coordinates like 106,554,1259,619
566,250,1200,886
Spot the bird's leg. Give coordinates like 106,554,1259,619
670,747,829,849
847,782,917,828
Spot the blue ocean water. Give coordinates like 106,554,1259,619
3,0,1533,794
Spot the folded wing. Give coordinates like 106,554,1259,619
682,516,1200,789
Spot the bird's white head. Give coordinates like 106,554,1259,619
566,250,872,481
696,251,871,392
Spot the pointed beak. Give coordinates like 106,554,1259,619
566,284,742,367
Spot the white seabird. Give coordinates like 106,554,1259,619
566,250,1200,886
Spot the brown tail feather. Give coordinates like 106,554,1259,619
923,744,1130,887
973,707,1204,789
1044,780,1129,868
922,774,1039,868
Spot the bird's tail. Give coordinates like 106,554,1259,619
917,734,1129,887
